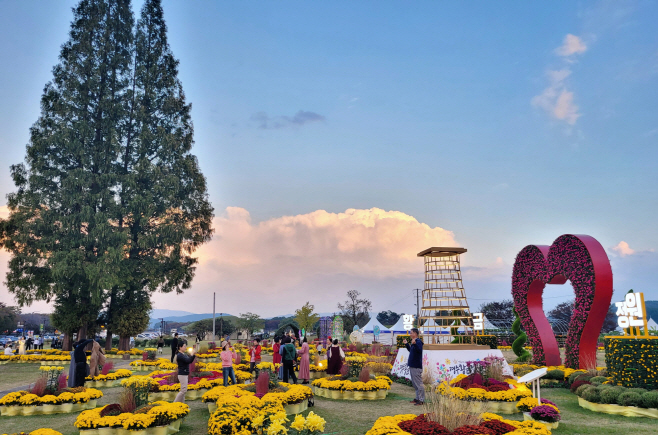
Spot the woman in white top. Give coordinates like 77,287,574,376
18,337,26,355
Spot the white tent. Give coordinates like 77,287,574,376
646,318,658,331
389,315,408,333
360,316,393,345
420,318,466,334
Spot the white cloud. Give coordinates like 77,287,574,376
555,34,588,57
612,241,635,257
533,34,587,126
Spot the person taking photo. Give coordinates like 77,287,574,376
174,341,196,403
404,328,424,405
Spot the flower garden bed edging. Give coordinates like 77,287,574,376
206,399,308,416
0,400,98,416
79,419,183,435
312,386,388,401
578,397,658,419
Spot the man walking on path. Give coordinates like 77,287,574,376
170,333,179,363
404,328,424,405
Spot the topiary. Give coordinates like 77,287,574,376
597,383,614,390
511,308,532,362
576,383,593,396
570,379,592,393
600,386,625,404
581,386,601,403
628,388,647,395
546,369,565,380
574,373,593,383
589,376,608,385
618,391,643,407
640,391,658,409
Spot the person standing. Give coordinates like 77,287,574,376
157,336,165,354
272,336,282,377
18,337,26,355
220,341,237,386
326,339,343,375
249,338,262,377
404,328,424,405
281,337,298,384
298,337,310,384
73,338,94,387
174,341,196,403
170,333,179,363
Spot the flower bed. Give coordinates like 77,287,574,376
572,381,658,418
129,359,168,371
85,369,133,388
365,412,552,435
0,355,71,364
311,376,391,400
436,374,532,414
0,388,103,416
74,401,189,434
207,394,325,435
3,430,63,435
202,382,314,415
517,397,561,429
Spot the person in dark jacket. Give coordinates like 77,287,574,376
174,341,196,403
404,328,424,405
73,338,94,387
281,336,298,384
170,333,179,363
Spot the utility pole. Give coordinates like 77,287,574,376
413,289,422,328
212,292,216,342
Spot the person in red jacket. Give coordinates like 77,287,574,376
249,338,262,377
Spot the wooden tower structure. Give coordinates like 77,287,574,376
417,247,482,349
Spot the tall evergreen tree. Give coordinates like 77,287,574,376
104,0,213,350
1,0,134,348
1,0,213,350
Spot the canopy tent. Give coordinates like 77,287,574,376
646,318,658,330
360,316,393,345
389,315,408,333
420,318,466,334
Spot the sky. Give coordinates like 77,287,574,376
0,1,657,318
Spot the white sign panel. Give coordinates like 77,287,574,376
402,314,415,331
616,292,645,329
391,348,513,384
473,313,484,331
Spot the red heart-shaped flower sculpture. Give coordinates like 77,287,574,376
512,234,613,368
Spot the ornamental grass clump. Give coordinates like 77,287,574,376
101,362,114,376
358,367,371,383
255,372,269,398
422,389,490,431
570,379,591,393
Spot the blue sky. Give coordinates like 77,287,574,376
0,1,657,316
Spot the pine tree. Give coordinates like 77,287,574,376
1,0,134,348
104,0,213,350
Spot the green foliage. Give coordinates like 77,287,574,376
618,391,643,407
396,335,410,349
575,383,593,396
0,303,20,334
294,302,319,337
581,386,601,403
599,386,625,404
511,307,532,362
546,369,566,380
337,290,372,331
478,299,515,328
640,391,658,409
237,312,264,339
473,335,498,349
376,311,401,328
605,337,658,389
590,376,609,385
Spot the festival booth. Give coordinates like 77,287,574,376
360,316,393,345
391,247,512,383
388,315,412,343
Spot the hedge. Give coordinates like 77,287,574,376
474,335,498,349
396,335,410,349
605,337,658,389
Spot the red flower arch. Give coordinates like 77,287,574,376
512,234,613,368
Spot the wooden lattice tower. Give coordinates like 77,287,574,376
417,247,476,346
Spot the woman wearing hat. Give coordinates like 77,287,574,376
220,340,237,387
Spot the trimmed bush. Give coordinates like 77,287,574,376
571,379,592,393
546,369,565,380
474,335,498,349
600,386,625,405
618,391,643,407
640,391,658,409
568,371,587,384
575,383,593,396
597,384,614,390
581,386,601,403
590,376,608,385
628,388,647,395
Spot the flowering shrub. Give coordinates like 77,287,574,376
74,401,189,430
0,388,102,406
605,337,658,389
530,405,561,423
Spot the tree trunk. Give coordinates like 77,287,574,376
105,330,113,351
119,335,131,351
62,333,72,352
77,324,88,342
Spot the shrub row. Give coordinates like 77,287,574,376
575,383,658,409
